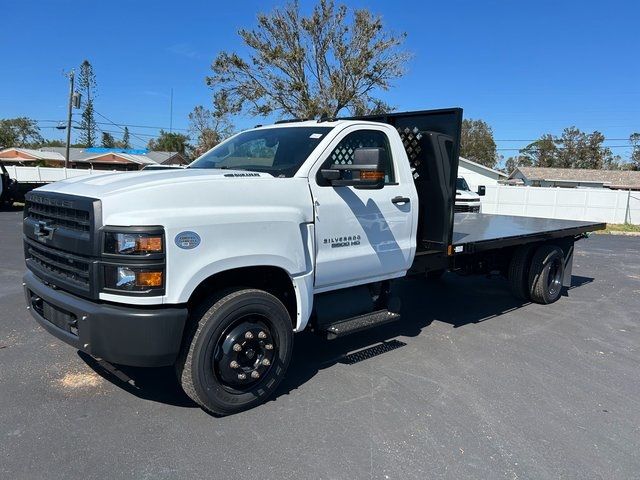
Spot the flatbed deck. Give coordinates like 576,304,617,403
452,213,606,253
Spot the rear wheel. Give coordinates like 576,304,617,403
528,245,565,304
176,288,293,415
508,245,535,300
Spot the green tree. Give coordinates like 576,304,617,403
630,133,640,171
519,134,557,167
0,117,43,148
147,130,191,154
101,132,116,148
520,128,621,170
188,101,234,156
459,119,498,168
206,0,409,119
556,127,614,169
119,127,131,149
78,60,97,147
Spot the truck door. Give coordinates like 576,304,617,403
309,125,417,290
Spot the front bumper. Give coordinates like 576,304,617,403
23,271,188,367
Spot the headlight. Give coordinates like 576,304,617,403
104,266,164,292
101,227,165,295
104,232,163,255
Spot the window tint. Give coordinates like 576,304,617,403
323,130,395,184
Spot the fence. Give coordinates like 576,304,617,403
5,165,116,183
482,185,640,225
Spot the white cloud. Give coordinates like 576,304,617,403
167,42,202,60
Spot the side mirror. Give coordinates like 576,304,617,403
320,147,386,189
477,185,486,196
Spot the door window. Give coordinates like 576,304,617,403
319,129,395,185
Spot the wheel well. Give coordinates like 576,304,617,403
187,266,297,328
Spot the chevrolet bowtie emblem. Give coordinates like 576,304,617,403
34,220,55,241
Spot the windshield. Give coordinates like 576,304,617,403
456,177,470,191
189,126,334,177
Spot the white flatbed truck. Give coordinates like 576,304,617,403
22,108,604,414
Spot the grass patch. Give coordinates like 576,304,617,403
599,223,640,234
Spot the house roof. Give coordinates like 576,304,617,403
37,147,183,165
512,167,640,189
81,152,157,165
145,151,182,164
459,157,508,178
0,148,65,161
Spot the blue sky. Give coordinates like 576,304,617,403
1,0,638,163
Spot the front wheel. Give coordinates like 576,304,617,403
176,288,293,415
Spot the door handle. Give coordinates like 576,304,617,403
391,196,411,205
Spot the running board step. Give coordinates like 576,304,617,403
321,309,401,340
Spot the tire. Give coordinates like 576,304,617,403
508,244,535,300
176,288,293,415
528,245,565,305
426,269,445,280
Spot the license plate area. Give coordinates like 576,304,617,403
30,291,79,336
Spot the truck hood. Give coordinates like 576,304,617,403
455,190,480,201
38,168,274,199
35,168,313,228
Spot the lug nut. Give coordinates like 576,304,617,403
237,373,247,380
265,344,273,350
262,358,270,366
233,343,242,352
230,360,239,369
258,331,267,339
251,371,260,379
245,331,254,339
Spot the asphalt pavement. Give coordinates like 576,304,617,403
1,207,639,479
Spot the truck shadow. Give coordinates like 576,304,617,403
77,351,197,408
78,273,593,412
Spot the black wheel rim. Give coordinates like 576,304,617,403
546,258,563,296
213,315,277,391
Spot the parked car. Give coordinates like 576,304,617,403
0,164,17,207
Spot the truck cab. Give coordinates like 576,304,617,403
455,176,482,213
22,108,603,415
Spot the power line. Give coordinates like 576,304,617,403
35,119,189,132
92,110,151,147
496,138,632,142
497,145,633,152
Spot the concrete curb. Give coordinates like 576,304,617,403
596,231,640,236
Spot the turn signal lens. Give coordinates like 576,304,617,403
136,271,163,287
360,170,385,181
136,236,162,253
104,232,164,255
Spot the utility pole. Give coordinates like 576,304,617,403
65,70,75,169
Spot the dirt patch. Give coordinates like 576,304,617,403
58,371,103,390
